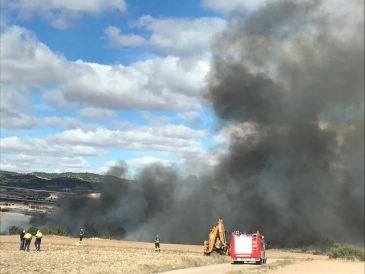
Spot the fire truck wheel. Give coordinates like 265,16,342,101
255,259,263,265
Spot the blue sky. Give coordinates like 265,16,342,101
2,0,262,175
1,0,361,176
0,0,272,174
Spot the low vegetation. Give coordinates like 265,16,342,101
42,227,68,236
0,207,10,212
8,225,24,235
304,238,365,261
328,243,365,261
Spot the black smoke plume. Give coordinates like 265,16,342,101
44,0,364,246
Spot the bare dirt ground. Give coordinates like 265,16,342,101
163,250,364,274
0,235,363,274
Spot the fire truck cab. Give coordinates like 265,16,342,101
230,231,267,264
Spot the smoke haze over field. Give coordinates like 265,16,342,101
44,0,364,246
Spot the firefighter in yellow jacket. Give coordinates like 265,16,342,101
34,230,43,251
23,232,32,251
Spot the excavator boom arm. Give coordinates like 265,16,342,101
204,218,228,255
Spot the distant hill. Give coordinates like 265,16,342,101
30,171,108,183
0,170,126,204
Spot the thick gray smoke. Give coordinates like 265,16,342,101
43,0,364,246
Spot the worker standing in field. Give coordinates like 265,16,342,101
34,230,43,251
23,232,32,251
19,230,25,250
155,235,160,252
79,228,85,242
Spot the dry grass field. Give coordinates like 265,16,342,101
0,235,229,274
1,235,363,274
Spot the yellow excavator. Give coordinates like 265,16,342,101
203,218,229,255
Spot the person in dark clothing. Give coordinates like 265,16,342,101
79,228,84,242
154,235,160,252
19,230,25,250
23,232,32,251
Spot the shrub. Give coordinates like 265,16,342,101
329,243,365,261
310,237,336,254
9,226,24,235
43,227,68,236
27,226,38,235
0,207,9,212
316,237,336,252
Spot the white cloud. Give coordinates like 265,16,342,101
1,136,105,157
104,16,225,56
0,26,69,85
0,154,89,173
104,26,146,47
177,111,200,123
141,112,171,126
50,124,208,155
0,85,84,130
3,0,126,28
0,133,100,173
137,15,226,56
202,0,267,13
79,107,115,120
43,90,74,110
63,57,207,110
1,123,207,162
0,85,35,129
1,26,208,111
1,122,211,173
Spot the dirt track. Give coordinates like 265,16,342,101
163,259,364,274
0,235,363,274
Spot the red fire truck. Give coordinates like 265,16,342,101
230,231,267,264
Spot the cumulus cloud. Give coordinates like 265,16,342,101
0,85,84,130
43,90,74,110
1,25,207,111
1,26,68,85
79,107,115,120
1,136,105,157
177,111,200,123
202,0,267,13
104,16,225,56
0,85,34,129
1,123,209,172
137,15,226,56
0,154,90,173
104,26,146,47
2,0,126,28
50,124,208,155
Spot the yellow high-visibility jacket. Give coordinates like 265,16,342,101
35,231,43,238
23,233,32,239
